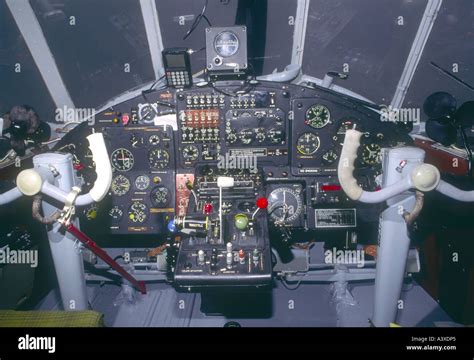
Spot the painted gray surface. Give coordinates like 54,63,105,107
302,0,428,105
36,280,451,327
29,0,155,109
0,1,56,120
403,0,474,120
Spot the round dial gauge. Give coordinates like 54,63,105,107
226,130,238,144
322,149,339,165
109,206,123,221
84,205,98,221
135,175,150,191
130,134,144,148
268,187,303,224
255,128,266,143
139,104,157,123
334,120,357,145
268,128,284,144
128,201,148,223
297,133,320,155
150,186,170,207
148,134,160,146
214,31,239,57
148,149,170,169
111,148,134,172
239,128,254,144
182,145,199,162
306,105,331,129
111,175,131,196
362,143,382,165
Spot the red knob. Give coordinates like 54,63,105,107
204,203,213,215
256,197,268,209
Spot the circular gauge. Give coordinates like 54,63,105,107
214,31,239,57
150,186,170,207
182,145,199,162
255,128,266,143
226,130,238,144
84,205,98,221
111,175,131,196
130,134,144,148
322,149,339,165
139,104,157,123
268,187,303,224
268,128,284,144
111,148,134,172
362,143,382,165
239,128,254,144
149,134,160,146
135,175,150,191
297,133,320,156
128,201,148,223
306,105,331,129
334,119,357,145
109,206,123,221
148,149,170,169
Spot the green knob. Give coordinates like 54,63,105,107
234,213,249,231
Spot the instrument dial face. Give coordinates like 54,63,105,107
297,133,320,155
148,149,170,169
334,120,357,145
148,135,160,146
182,145,199,162
139,104,157,123
322,149,339,165
268,187,303,225
150,186,170,207
130,134,144,148
255,128,266,143
84,205,98,220
135,175,150,191
128,201,148,223
109,206,123,221
306,105,331,129
239,128,254,144
268,128,284,144
226,130,238,144
362,143,382,165
111,148,134,172
111,175,131,196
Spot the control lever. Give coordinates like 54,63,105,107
338,129,474,327
217,176,234,243
0,133,112,206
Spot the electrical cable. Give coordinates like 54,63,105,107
183,0,211,40
279,276,302,291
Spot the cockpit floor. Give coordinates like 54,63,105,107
35,280,452,327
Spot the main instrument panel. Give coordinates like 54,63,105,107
56,80,412,282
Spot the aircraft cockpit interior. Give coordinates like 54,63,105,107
1,0,474,339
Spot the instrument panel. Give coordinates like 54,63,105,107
57,80,412,242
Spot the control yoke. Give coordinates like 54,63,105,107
0,133,112,207
338,129,474,203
